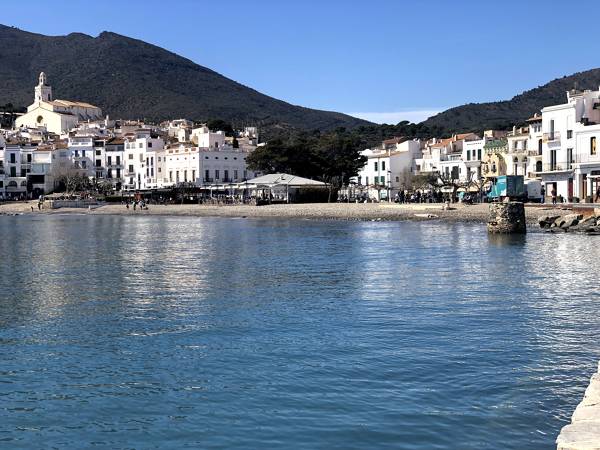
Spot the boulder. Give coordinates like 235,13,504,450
539,214,561,228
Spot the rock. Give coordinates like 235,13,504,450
487,202,526,234
569,216,597,232
539,214,561,228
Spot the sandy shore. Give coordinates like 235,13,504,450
0,201,576,225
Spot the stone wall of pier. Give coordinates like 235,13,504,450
557,362,600,449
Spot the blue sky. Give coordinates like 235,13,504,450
4,0,600,123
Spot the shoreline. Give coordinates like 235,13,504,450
0,201,576,225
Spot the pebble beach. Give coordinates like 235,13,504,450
0,201,576,225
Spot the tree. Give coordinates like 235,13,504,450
51,165,90,194
206,119,234,136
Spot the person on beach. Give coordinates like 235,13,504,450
540,186,545,203
551,189,557,205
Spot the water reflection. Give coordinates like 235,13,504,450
0,216,599,449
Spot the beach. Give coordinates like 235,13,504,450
0,200,575,224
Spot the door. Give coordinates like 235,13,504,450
568,178,573,202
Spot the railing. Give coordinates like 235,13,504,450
203,178,214,183
527,150,542,157
540,163,573,172
543,132,561,144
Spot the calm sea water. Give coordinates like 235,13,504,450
0,215,598,449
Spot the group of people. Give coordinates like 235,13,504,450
125,199,149,211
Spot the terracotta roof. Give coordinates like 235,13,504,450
51,99,100,109
382,136,407,145
526,114,542,122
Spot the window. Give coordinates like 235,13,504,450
169,171,173,182
10,167,16,177
96,170,103,178
192,170,195,181
184,170,188,182
477,149,482,160
365,176,369,185
466,151,471,161
395,176,399,182
567,148,573,169
128,164,134,173
224,170,229,181
374,161,378,171
128,154,133,160
176,171,180,182
205,169,210,181
234,169,238,180
116,156,121,165
96,150,101,156
9,153,15,163
592,137,597,155
382,161,386,171
107,169,112,179
215,169,220,180
567,130,573,139
107,156,112,166
148,142,153,148
151,168,154,177
138,142,143,148
96,159,101,167
81,161,87,169
116,169,121,178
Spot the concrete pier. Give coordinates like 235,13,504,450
487,202,526,234
557,362,600,450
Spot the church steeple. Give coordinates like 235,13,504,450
35,71,52,103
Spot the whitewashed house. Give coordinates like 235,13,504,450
538,87,600,201
354,137,421,200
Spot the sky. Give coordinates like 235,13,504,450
4,0,600,124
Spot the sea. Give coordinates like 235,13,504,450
0,215,598,449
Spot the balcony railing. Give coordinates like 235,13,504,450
543,132,561,144
540,163,573,172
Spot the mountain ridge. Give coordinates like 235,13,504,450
422,68,600,132
0,24,370,133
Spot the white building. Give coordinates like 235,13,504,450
416,133,479,182
354,137,421,200
163,142,256,187
538,87,600,202
123,130,165,191
15,72,103,135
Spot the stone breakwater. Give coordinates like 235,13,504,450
557,362,600,450
539,211,600,234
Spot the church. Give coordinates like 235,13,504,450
15,72,103,135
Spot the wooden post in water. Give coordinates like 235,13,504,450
487,202,526,234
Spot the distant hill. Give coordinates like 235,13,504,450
0,24,370,134
422,68,600,133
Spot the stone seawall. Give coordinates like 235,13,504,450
557,362,600,449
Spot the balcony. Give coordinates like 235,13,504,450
543,131,561,145
539,163,573,173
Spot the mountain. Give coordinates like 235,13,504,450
0,24,370,134
422,68,600,133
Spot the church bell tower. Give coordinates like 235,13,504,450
34,72,53,103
